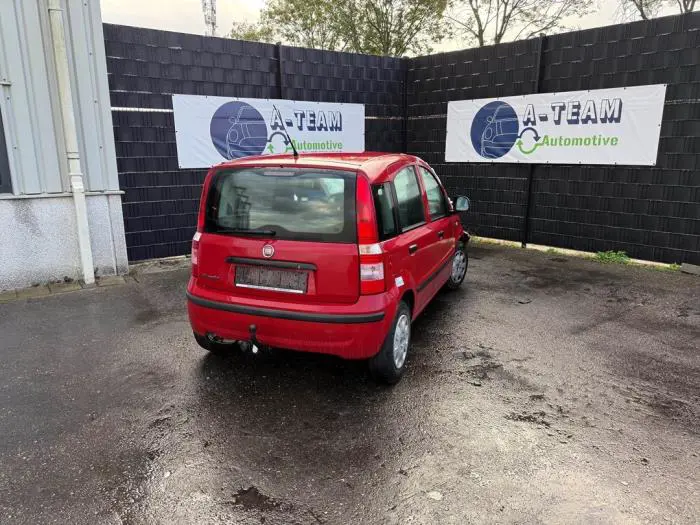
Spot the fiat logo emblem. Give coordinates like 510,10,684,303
262,244,275,258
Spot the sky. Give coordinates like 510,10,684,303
98,0,663,52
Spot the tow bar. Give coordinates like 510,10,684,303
249,324,259,354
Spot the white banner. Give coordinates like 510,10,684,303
172,95,365,168
445,84,666,165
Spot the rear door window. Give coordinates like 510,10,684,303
417,166,447,220
206,168,356,243
393,166,425,231
373,183,397,240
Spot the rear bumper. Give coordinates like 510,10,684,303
186,283,398,359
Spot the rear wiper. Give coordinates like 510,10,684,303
215,228,276,237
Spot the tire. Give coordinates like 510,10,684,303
369,301,411,385
193,332,239,357
445,244,468,290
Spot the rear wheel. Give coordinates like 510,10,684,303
193,333,239,357
369,301,411,385
445,244,468,290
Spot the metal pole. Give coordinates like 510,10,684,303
402,57,409,153
275,42,284,100
48,0,95,285
521,34,547,248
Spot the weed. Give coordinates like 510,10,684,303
651,262,681,272
595,250,630,264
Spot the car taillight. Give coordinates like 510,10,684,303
192,169,214,278
359,243,385,295
191,231,201,277
356,176,385,295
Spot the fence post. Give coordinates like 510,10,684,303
521,34,547,248
402,57,409,153
275,42,284,99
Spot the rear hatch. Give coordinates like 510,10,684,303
196,166,359,305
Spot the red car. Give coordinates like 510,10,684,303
187,153,470,383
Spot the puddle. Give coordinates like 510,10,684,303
232,486,280,511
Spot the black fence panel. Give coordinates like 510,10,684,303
524,13,700,263
105,24,405,261
406,12,700,264
406,38,541,242
107,12,700,264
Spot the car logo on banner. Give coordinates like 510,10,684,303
262,245,275,258
471,101,520,159
210,101,268,159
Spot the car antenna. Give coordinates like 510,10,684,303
272,104,299,159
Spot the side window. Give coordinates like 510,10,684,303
373,184,397,240
393,166,425,231
418,167,447,219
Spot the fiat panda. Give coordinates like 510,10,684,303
187,153,470,383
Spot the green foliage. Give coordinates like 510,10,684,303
229,0,449,56
595,250,631,264
337,0,450,56
262,0,347,51
228,21,275,43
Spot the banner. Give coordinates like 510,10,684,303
445,84,666,165
172,95,365,168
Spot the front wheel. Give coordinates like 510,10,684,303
445,245,468,290
369,301,411,385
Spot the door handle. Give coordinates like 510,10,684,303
438,230,444,239
409,244,418,255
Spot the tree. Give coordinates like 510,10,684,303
260,0,348,51
337,0,450,56
448,0,594,47
228,0,449,56
228,21,275,43
618,0,696,20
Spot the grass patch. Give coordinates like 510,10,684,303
650,262,681,273
594,250,631,264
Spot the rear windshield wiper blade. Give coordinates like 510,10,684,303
215,228,277,237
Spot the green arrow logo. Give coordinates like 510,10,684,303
517,139,543,155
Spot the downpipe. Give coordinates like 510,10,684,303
48,0,95,285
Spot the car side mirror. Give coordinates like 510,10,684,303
454,196,470,212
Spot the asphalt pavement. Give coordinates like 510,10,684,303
1,243,698,524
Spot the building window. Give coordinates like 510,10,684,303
0,110,11,193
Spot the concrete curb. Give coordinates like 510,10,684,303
470,236,682,272
0,276,130,304
680,263,700,276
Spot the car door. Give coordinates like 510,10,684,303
389,165,437,315
416,165,454,294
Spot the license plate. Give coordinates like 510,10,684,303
235,266,307,294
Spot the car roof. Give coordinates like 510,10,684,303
215,152,424,183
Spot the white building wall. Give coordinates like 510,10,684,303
0,0,127,291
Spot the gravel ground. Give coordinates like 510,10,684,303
0,243,698,524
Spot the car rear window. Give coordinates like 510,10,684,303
205,167,357,243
